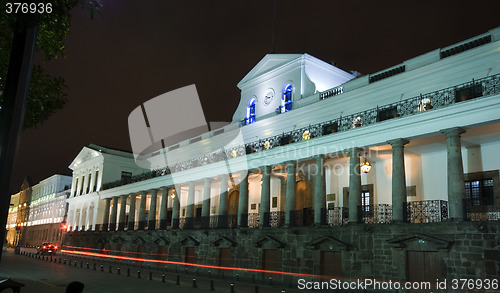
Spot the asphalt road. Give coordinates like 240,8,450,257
0,248,301,293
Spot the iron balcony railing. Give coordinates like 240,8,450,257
464,198,500,221
326,207,349,226
99,74,500,191
360,204,392,224
403,200,449,223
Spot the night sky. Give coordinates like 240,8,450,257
11,0,500,192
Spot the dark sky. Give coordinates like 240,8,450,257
11,0,500,192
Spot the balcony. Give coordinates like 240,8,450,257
403,200,449,223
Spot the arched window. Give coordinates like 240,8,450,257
246,98,256,125
281,84,293,113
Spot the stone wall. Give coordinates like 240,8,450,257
63,221,500,290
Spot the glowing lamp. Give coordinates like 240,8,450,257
361,161,372,173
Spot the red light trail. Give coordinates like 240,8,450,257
61,247,323,278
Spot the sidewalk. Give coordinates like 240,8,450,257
0,248,301,293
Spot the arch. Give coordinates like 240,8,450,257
281,84,293,113
227,190,239,216
246,97,256,124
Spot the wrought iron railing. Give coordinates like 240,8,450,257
360,204,392,224
97,74,500,191
403,200,448,223
326,207,349,226
248,213,259,228
464,198,500,221
264,211,285,228
289,209,314,227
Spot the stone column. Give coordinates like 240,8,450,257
218,174,229,228
109,197,119,231
348,147,362,223
148,189,158,230
441,127,466,220
171,188,180,229
238,172,249,227
102,198,111,231
388,138,410,222
127,194,136,230
284,161,296,226
185,182,195,229
137,191,147,230
201,178,211,228
118,195,127,231
159,187,169,230
259,165,271,228
75,209,81,231
314,155,326,225
85,206,92,231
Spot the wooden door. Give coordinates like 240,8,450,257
185,247,196,263
320,251,342,277
407,251,441,282
262,249,280,279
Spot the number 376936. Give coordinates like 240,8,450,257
5,2,52,14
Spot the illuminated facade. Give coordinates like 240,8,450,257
6,175,72,247
64,27,500,285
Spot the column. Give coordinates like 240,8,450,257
109,197,118,231
159,187,169,230
137,191,147,230
75,209,81,231
314,155,326,225
259,165,271,228
388,138,410,222
148,189,158,230
238,172,249,227
118,195,127,231
102,198,111,231
441,127,466,220
348,147,362,223
201,178,211,228
185,182,195,229
171,188,180,229
218,174,228,228
285,161,296,226
85,205,92,230
127,194,137,230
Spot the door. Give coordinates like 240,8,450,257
320,251,342,277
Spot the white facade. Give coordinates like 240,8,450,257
66,27,500,231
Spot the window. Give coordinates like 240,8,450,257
281,84,292,113
465,178,494,205
246,98,256,125
455,83,482,102
94,170,99,191
361,190,370,212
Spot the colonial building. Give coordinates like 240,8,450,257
64,27,500,288
6,175,72,247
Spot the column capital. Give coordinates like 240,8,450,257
441,127,466,137
387,138,410,148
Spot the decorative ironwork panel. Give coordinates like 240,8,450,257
267,211,285,228
361,204,392,224
327,207,349,226
403,200,448,223
247,213,259,228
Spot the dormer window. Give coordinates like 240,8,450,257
281,84,293,113
246,98,256,125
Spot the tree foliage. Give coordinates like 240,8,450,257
0,0,102,129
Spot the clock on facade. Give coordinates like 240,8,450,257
263,89,275,106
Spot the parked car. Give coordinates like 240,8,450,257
37,242,58,255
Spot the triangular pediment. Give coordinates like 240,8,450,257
306,235,352,250
387,233,454,250
180,236,200,246
69,146,103,170
254,235,285,248
237,54,302,88
213,236,237,247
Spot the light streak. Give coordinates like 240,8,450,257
61,248,323,278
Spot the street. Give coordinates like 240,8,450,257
0,248,303,293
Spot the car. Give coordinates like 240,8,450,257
38,242,58,255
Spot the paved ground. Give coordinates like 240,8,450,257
0,247,302,293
